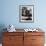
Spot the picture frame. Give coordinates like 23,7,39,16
19,5,34,23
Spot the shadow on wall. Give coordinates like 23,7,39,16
0,24,7,43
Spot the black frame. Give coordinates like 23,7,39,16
19,5,34,23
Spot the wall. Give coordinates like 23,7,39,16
0,0,46,29
0,0,46,44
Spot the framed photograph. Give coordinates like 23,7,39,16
19,5,34,23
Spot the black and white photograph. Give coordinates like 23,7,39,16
19,5,34,22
